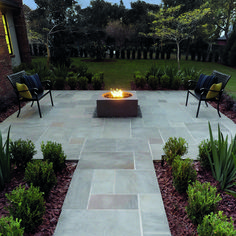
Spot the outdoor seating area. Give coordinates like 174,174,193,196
185,70,231,118
0,90,235,235
7,70,54,118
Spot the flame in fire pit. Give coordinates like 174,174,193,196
102,90,133,99
110,88,123,98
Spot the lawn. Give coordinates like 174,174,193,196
33,57,236,97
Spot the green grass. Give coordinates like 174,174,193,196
32,57,236,97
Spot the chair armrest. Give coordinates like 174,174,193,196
41,80,52,90
187,80,197,89
29,88,39,96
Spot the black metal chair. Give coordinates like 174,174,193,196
7,70,54,118
185,70,231,117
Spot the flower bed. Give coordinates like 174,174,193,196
0,161,77,235
154,161,236,236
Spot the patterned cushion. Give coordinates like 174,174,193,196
16,83,32,99
206,82,222,99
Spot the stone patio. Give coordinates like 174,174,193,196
0,90,235,236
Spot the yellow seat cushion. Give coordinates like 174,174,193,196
206,82,222,99
16,82,32,99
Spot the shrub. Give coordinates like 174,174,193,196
77,62,88,77
25,160,57,196
54,77,65,90
10,139,36,169
172,157,197,193
134,72,146,88
0,126,11,190
137,48,141,59
160,74,170,88
85,72,94,84
171,75,182,89
163,137,188,165
92,73,104,90
186,181,222,225
41,141,66,173
0,216,24,236
180,67,201,89
6,184,45,233
67,75,78,90
208,122,236,191
121,48,125,59
78,76,88,90
147,75,158,90
198,139,218,170
143,47,147,59
132,48,136,59
197,211,236,236
127,48,131,59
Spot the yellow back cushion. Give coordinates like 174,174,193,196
16,82,32,99
206,82,222,99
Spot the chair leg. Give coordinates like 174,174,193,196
31,101,34,107
49,91,54,106
185,91,190,106
205,101,208,107
217,101,221,117
196,100,201,118
17,101,21,118
36,100,42,118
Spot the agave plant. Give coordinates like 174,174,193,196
0,126,11,190
208,122,236,191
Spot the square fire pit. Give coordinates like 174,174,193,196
96,91,138,117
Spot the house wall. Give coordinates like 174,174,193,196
0,11,16,106
0,0,31,108
6,11,21,67
13,0,31,65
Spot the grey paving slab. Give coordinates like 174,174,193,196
54,210,142,236
78,151,134,169
0,90,235,236
88,194,138,209
115,170,160,194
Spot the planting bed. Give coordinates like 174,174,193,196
154,161,236,236
0,161,77,235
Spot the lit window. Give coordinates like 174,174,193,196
2,14,13,55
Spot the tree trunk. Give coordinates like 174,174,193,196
176,41,180,70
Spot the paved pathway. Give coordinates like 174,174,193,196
1,91,235,236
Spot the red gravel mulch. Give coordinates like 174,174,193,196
154,161,236,236
0,162,77,236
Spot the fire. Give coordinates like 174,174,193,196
110,88,123,98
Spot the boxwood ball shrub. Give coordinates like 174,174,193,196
197,211,236,236
198,139,218,170
0,216,24,236
25,160,57,196
172,157,197,193
6,184,45,233
147,75,158,90
160,74,170,88
41,141,66,173
92,72,104,90
163,137,188,165
10,139,36,169
78,76,88,90
67,75,78,90
186,181,222,225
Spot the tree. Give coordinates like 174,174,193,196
208,0,236,42
147,4,210,69
106,20,135,48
